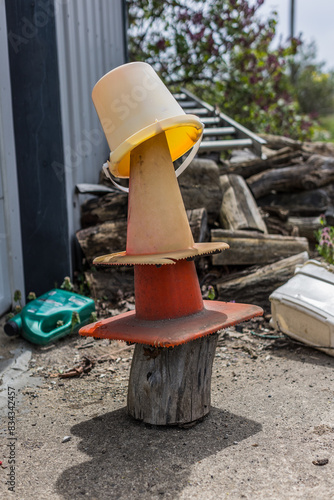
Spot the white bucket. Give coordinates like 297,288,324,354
92,62,203,178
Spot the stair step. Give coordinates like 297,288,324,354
200,116,221,125
173,93,187,100
203,127,236,136
199,138,253,152
184,108,210,115
178,100,198,108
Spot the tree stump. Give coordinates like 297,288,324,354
127,333,218,426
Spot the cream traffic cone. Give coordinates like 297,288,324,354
94,131,228,265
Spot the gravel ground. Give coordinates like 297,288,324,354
1,312,334,500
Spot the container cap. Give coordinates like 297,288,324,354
4,319,21,337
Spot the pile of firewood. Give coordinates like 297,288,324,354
76,135,334,311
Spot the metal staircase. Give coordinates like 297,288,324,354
174,88,266,158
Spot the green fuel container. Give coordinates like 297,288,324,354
4,289,95,345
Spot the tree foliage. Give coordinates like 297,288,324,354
127,0,313,139
293,42,334,116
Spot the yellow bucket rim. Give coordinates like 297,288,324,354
107,114,203,178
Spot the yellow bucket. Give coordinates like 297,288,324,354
92,62,203,178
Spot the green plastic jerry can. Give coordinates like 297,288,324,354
4,289,95,345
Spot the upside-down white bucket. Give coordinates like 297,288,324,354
92,62,203,178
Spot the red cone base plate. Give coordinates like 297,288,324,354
79,300,263,347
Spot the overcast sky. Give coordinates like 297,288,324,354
259,0,334,70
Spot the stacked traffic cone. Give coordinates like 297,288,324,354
80,63,262,346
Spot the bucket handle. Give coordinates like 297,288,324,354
102,130,204,193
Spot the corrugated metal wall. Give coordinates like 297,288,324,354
0,0,25,313
55,0,126,240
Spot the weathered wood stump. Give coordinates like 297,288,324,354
127,333,219,426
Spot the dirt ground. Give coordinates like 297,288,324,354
1,309,334,500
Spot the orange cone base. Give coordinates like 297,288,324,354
79,300,263,347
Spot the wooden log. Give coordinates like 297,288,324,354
76,220,128,263
85,267,134,301
211,229,309,266
302,141,334,157
178,158,222,225
258,133,303,150
247,155,334,199
257,188,329,216
127,333,218,425
262,214,322,240
259,134,334,157
77,209,208,263
260,215,291,237
220,174,267,233
216,251,309,311
80,192,128,228
220,148,304,179
287,216,322,241
264,215,322,241
261,206,289,221
187,208,208,242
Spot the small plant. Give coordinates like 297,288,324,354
27,292,36,301
5,290,23,321
315,216,334,265
89,311,97,323
11,290,23,314
71,312,81,332
76,272,91,296
13,290,22,306
61,276,74,291
207,286,216,300
5,312,15,322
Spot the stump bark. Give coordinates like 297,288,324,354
127,333,218,426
